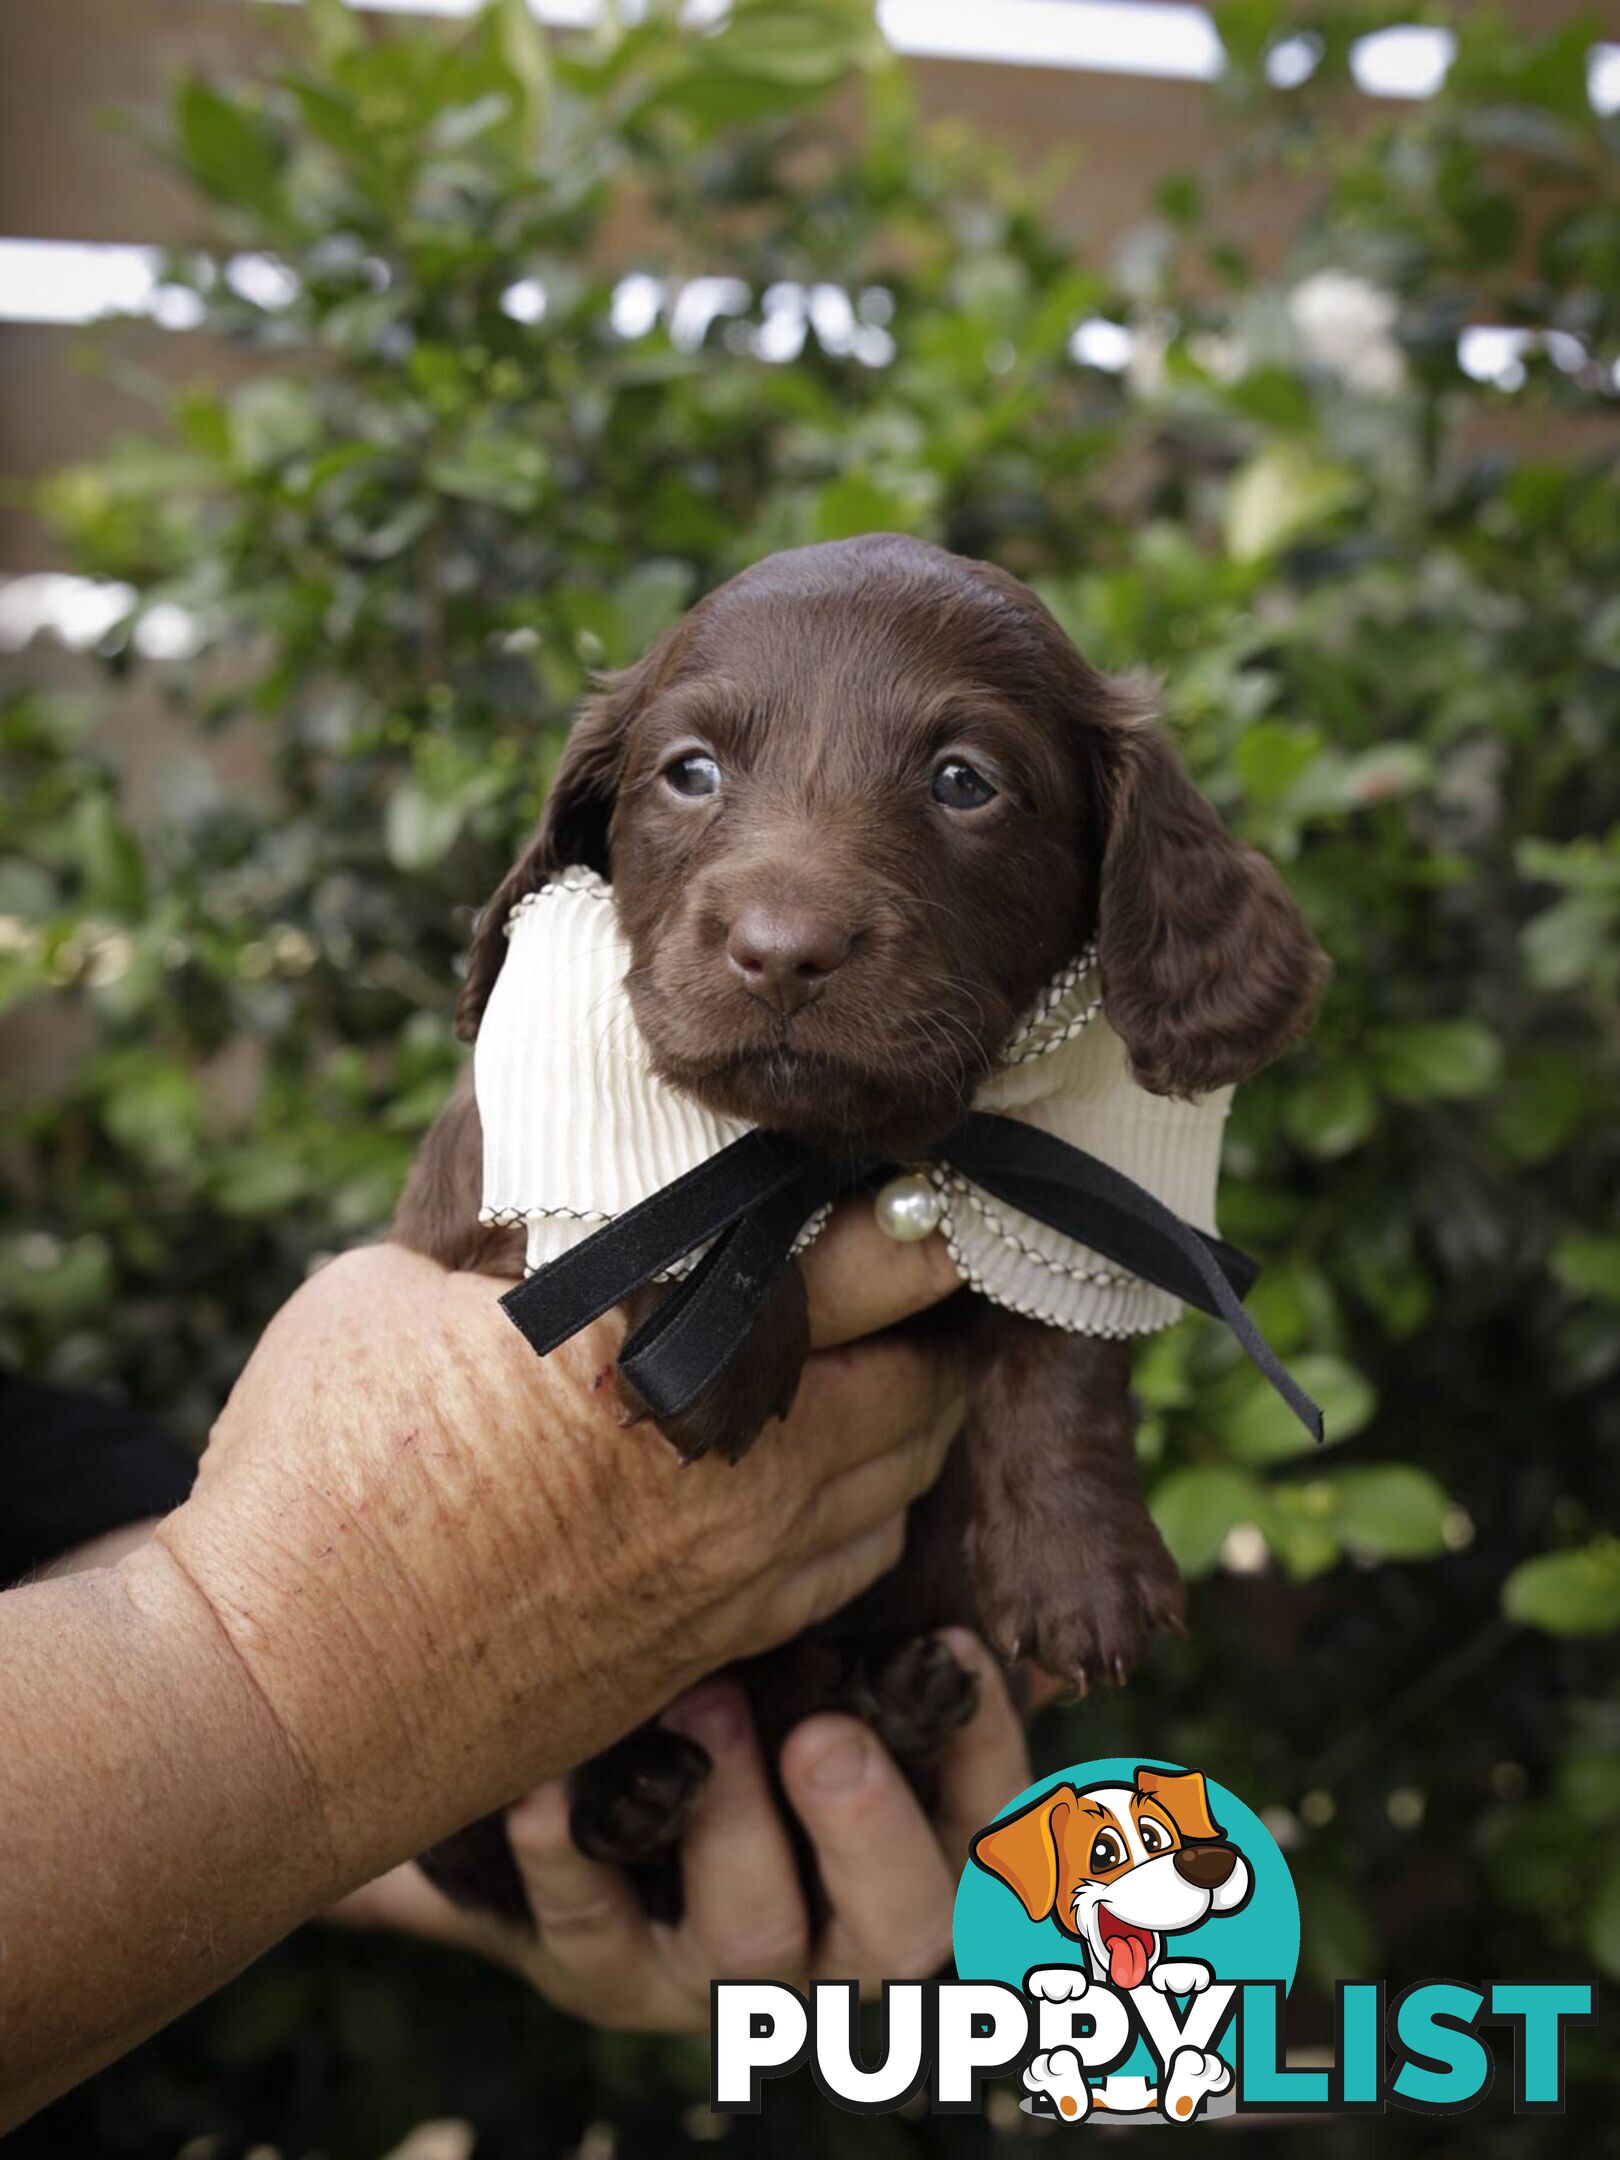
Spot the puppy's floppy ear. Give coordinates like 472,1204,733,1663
1135,1766,1224,1845
453,643,665,1043
1091,693,1330,1099
969,1782,1078,1923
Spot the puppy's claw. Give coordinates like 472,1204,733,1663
659,1420,709,1465
1112,1656,1130,1688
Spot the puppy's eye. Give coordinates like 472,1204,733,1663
663,753,721,800
1089,1830,1125,1873
931,758,998,811
1139,1819,1170,1854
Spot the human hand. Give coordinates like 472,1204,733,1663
152,1203,963,1888
332,1629,1024,2029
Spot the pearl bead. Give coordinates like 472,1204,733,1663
874,1171,943,1242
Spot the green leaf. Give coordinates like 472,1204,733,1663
711,6,868,88
812,471,934,541
1516,832,1620,896
1375,1021,1503,1103
1339,743,1433,806
1491,1053,1592,1165
1503,1541,1620,1638
1263,1486,1343,1581
1285,1065,1375,1159
1132,1328,1193,1410
1150,1465,1266,1577
229,379,321,475
305,0,361,63
385,783,464,872
0,1233,112,1323
212,1145,310,1217
1521,896,1615,993
613,560,697,660
1214,1354,1375,1462
175,81,283,218
381,1074,457,1133
1234,721,1320,806
74,796,147,918
1332,1466,1451,1560
495,0,551,139
1223,443,1356,563
427,434,548,511
1551,1237,1620,1307
99,1054,203,1173
1242,1259,1337,1357
1559,1753,1620,1828
950,253,1032,332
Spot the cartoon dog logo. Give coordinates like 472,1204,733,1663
970,1765,1252,2123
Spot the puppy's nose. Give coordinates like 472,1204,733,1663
726,907,851,1015
1173,1844,1237,1890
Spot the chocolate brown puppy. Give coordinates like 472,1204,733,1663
397,533,1327,1923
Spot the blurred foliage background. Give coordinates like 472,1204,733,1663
2,0,1617,2152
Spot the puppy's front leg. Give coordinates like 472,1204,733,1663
964,1311,1184,1691
616,1259,811,1465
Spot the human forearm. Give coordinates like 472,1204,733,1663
0,1410,666,2133
0,1544,347,2128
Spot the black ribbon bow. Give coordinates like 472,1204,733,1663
500,1111,1324,1444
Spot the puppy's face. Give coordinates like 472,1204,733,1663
971,1768,1253,1990
460,537,1328,1151
603,567,1089,1156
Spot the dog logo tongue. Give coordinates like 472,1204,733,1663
1099,1910,1153,1990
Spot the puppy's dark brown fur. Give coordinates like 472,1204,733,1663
398,534,1327,1922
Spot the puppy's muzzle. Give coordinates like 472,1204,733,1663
726,903,853,1015
1172,1843,1238,1890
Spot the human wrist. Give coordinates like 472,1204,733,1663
113,1536,361,1896
149,1440,550,1876
0,1538,378,2123
147,1277,624,1867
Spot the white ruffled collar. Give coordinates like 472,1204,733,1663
476,870,1232,1339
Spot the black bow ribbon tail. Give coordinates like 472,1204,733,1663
499,1112,1323,1444
500,1129,845,1416
939,1114,1323,1443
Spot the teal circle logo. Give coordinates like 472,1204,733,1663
953,1759,1298,2121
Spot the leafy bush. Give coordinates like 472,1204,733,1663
3,0,1616,2150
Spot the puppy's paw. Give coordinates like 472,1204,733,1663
1152,1959,1213,1997
1027,1965,1092,2003
1023,2047,1091,2122
845,1635,979,1764
1160,2046,1232,2123
970,1502,1186,1694
569,1725,712,1867
417,1810,531,1928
